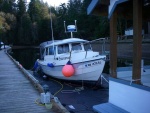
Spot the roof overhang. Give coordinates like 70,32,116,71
108,0,128,18
87,0,109,16
87,0,150,21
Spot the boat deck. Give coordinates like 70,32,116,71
0,50,52,113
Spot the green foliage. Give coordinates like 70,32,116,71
27,0,51,44
0,11,16,45
0,12,13,33
0,0,126,46
0,0,16,13
28,0,49,22
17,0,26,17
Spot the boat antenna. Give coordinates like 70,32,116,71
50,6,55,59
50,6,54,42
64,20,77,38
75,20,77,32
64,21,67,32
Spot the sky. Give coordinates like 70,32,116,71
26,0,69,6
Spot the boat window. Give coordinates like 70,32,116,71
58,44,69,54
46,48,49,55
49,46,55,55
84,43,92,51
40,47,45,60
72,43,82,51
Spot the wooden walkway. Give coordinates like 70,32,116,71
0,50,52,113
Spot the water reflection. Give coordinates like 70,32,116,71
11,48,40,70
10,48,150,73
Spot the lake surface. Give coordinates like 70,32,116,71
10,48,150,73
11,48,40,70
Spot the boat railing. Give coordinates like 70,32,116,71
89,38,110,60
81,37,108,54
56,38,109,60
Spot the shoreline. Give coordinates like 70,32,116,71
12,46,39,49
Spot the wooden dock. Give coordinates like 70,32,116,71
0,49,55,113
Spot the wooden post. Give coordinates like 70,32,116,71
110,11,117,78
132,0,142,84
148,22,150,34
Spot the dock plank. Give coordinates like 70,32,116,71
0,50,53,113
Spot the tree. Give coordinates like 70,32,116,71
28,0,52,44
16,0,27,44
0,0,118,46
94,16,109,38
4,13,16,44
0,12,16,48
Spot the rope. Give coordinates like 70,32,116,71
35,98,45,106
49,78,64,96
34,78,63,107
35,98,53,110
61,86,84,94
49,77,84,94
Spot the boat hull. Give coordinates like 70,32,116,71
38,59,105,81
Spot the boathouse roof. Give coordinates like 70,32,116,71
87,0,150,21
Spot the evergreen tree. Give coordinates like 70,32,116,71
16,0,27,44
0,0,126,46
28,0,52,44
0,0,16,13
0,12,15,46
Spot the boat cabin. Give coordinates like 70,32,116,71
39,38,92,60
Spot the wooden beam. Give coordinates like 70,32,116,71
148,22,150,34
91,5,108,16
100,0,110,5
109,11,117,78
132,0,142,84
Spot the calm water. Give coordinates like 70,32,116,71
11,48,40,70
10,48,150,73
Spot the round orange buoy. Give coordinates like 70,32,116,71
62,64,75,77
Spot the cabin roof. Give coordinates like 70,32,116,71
43,38,88,48
40,40,61,48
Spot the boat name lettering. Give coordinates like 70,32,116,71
57,57,69,60
85,61,101,67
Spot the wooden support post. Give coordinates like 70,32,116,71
132,0,142,84
110,11,117,78
148,22,150,34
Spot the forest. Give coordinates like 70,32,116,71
0,0,125,46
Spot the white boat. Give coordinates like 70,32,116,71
35,21,106,81
0,42,11,49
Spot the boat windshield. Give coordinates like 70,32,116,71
72,43,82,51
84,43,92,51
45,46,56,55
58,44,69,54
